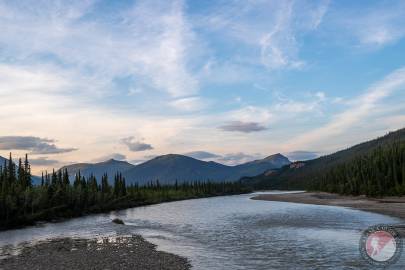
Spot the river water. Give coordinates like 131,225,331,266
0,191,404,269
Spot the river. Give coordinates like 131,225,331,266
0,191,404,269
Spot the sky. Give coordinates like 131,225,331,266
0,0,405,174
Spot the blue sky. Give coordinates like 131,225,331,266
0,0,405,173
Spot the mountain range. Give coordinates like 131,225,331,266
60,153,291,185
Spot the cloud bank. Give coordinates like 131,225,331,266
219,121,268,133
121,137,153,152
0,136,77,155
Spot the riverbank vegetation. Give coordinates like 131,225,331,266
0,154,250,230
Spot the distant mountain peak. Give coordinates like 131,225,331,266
153,154,196,161
264,153,287,160
99,159,133,166
243,153,290,166
156,154,182,158
104,158,123,163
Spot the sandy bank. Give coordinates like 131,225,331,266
252,192,405,220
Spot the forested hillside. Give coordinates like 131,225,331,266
242,128,405,197
0,154,250,229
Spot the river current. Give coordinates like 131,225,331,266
0,191,404,269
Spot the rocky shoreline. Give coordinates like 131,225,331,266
0,235,191,270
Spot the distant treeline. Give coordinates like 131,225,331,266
0,154,250,229
243,128,405,197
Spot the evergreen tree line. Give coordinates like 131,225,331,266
242,127,405,198
0,154,250,229
246,140,405,197
308,141,405,197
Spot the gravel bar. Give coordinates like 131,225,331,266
0,235,191,270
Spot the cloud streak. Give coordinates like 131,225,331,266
285,67,405,150
340,1,405,47
197,0,329,70
169,96,208,112
259,1,304,70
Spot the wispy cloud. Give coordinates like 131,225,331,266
169,96,208,112
121,137,153,152
329,0,405,48
222,91,326,128
197,0,329,70
0,0,199,98
0,0,203,172
0,136,77,154
259,1,304,70
285,67,405,150
0,64,69,95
